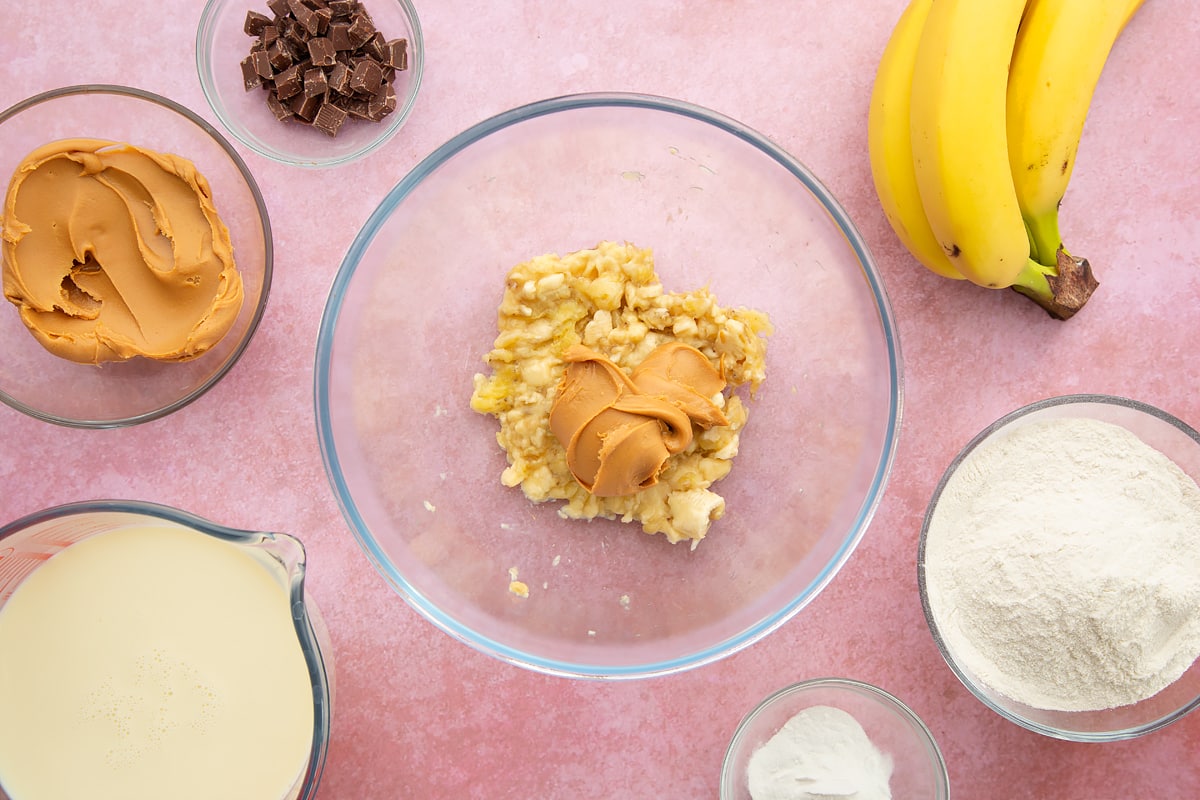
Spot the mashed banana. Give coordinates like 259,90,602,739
470,242,771,547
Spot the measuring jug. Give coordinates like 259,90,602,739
0,500,333,800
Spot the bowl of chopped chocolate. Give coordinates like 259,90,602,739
196,0,423,168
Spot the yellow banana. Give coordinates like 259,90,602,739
867,0,963,281
908,0,1037,291
1007,0,1146,266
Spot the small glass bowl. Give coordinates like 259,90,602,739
196,0,424,168
720,678,949,800
0,85,272,428
918,394,1200,741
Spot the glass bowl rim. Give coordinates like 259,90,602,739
195,0,426,169
916,392,1200,741
0,83,274,429
719,676,950,799
0,498,330,798
312,91,904,679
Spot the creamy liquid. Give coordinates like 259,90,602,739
0,525,315,800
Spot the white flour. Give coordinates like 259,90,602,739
923,416,1200,711
747,705,892,800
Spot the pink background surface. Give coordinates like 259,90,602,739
2,1,1199,797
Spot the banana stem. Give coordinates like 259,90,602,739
1011,249,1099,320
1025,212,1064,267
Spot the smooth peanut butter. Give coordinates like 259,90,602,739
549,342,729,497
2,138,244,364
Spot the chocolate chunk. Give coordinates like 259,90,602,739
267,39,293,70
240,56,263,90
329,22,353,50
347,13,375,48
307,36,336,67
266,92,293,121
290,91,324,122
367,83,396,121
361,31,385,61
382,37,407,70
328,0,353,15
327,61,352,94
244,10,273,36
312,103,348,136
249,49,274,81
303,67,329,97
273,64,303,99
348,58,383,95
267,0,290,17
262,24,280,45
313,7,332,34
288,0,320,36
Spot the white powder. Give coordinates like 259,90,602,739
746,705,892,800
924,416,1200,711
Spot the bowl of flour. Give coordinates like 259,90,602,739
919,394,1200,741
720,677,949,800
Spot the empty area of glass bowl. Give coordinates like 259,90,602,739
0,85,270,427
316,95,901,677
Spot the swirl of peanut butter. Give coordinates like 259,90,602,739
549,342,729,497
1,138,243,364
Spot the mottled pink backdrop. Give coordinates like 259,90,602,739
1,2,1198,798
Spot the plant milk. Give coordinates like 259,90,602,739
0,525,314,800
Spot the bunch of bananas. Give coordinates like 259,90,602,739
868,0,1144,319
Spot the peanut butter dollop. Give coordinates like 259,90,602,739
2,138,244,364
549,343,729,497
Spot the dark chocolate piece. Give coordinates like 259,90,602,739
362,31,386,62
303,67,329,97
267,39,293,71
273,64,303,100
327,61,352,94
329,22,353,50
348,58,383,95
312,103,348,136
382,38,407,70
240,56,263,90
266,92,293,121
250,49,274,80
308,36,336,67
346,13,375,48
314,7,332,34
262,24,280,45
290,91,324,122
267,0,290,17
328,0,352,14
367,83,396,121
244,10,273,36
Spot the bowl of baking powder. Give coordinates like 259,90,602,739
920,394,1200,741
720,677,949,799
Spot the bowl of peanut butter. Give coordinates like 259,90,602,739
0,85,271,427
315,94,902,679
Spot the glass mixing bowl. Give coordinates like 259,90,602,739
0,85,272,427
919,394,1200,740
315,93,902,678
